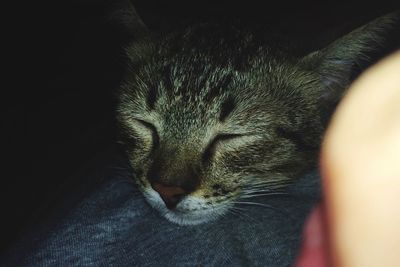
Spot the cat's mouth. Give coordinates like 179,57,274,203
142,187,231,225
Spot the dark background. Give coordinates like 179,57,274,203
3,0,399,252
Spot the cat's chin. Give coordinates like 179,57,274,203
142,188,230,225
163,209,224,225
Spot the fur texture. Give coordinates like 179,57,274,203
116,10,399,225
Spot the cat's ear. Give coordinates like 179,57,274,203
110,0,150,39
302,11,399,97
111,0,154,64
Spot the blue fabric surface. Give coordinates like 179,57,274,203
1,147,320,266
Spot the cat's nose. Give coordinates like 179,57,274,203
151,182,187,209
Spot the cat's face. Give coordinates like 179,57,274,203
117,12,398,224
117,26,323,225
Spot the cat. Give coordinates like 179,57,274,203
116,3,399,225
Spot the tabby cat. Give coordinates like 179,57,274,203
116,4,399,225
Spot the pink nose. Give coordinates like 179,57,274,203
151,182,187,209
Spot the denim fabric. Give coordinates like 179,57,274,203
1,146,320,266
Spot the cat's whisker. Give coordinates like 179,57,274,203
242,186,286,191
231,200,291,217
244,186,287,193
107,166,135,175
240,192,289,199
241,186,287,194
242,187,282,192
244,184,273,188
112,177,135,183
227,207,258,224
242,188,278,193
232,201,276,208
249,180,289,186
234,200,297,221
107,165,130,171
109,179,137,189
253,181,288,185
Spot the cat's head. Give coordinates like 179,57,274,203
116,6,399,225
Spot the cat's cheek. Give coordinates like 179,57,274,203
126,156,152,187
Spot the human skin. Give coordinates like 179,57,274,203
296,50,400,267
322,50,400,267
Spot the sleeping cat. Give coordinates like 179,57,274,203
116,4,399,225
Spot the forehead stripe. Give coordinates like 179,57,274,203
219,96,236,121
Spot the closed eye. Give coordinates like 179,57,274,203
131,118,159,150
202,133,245,163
